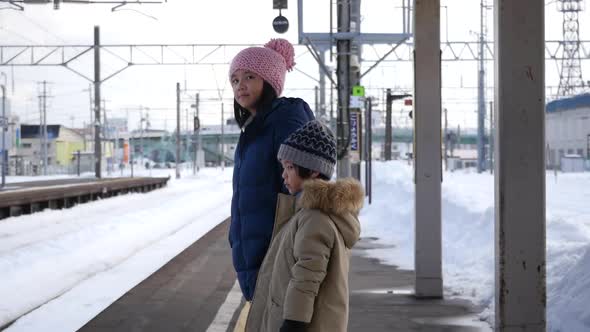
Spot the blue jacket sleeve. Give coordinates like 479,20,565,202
273,101,314,150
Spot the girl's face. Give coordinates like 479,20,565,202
281,160,305,194
230,69,264,114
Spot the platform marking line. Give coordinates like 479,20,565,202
206,279,243,332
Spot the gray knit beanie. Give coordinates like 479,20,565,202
277,120,336,179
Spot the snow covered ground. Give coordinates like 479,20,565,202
1,162,589,331
0,168,233,331
359,161,590,331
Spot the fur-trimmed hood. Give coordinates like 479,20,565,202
299,178,364,248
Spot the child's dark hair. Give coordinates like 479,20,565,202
296,164,330,181
234,81,277,128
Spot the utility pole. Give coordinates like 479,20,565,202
385,89,392,161
336,0,352,178
94,25,102,178
1,83,6,188
489,101,493,174
314,86,319,115
43,81,48,176
444,108,448,170
139,108,144,167
39,80,48,176
185,107,189,170
365,97,372,204
176,82,181,179
192,92,200,174
220,103,225,170
103,99,109,174
87,84,93,170
319,51,327,122
385,91,411,161
349,0,362,180
477,0,488,173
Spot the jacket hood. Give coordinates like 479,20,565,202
299,178,364,248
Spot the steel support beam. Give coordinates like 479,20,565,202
335,0,351,179
413,0,442,298
494,0,546,330
94,26,102,178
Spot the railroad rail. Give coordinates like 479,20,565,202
0,177,170,220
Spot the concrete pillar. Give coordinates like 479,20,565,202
494,0,546,330
413,0,442,298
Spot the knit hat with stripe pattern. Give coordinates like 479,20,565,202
277,120,336,179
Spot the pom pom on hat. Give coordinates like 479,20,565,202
264,38,295,72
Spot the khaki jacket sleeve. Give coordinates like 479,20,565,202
283,211,335,323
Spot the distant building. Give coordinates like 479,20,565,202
447,149,478,171
17,124,112,174
546,93,590,169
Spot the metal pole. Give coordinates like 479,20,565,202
94,26,102,179
477,0,486,173
87,84,93,168
221,103,225,171
103,99,109,175
194,92,200,174
365,97,372,204
319,50,327,122
336,0,351,178
444,108,448,170
489,100,493,174
38,94,42,175
140,108,144,167
176,82,181,179
77,150,81,177
1,84,5,188
385,89,392,161
42,80,48,176
185,107,189,170
197,92,201,172
315,85,319,116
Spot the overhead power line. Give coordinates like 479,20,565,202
0,0,165,11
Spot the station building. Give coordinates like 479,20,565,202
546,93,590,169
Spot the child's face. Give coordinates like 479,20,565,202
230,69,264,113
280,160,305,194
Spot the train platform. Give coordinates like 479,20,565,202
79,220,490,332
0,177,170,219
1,178,99,191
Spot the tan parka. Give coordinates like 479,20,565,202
246,178,364,332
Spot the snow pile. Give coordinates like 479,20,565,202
0,168,233,330
548,247,590,331
359,161,590,331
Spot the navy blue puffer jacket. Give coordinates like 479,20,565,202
230,97,314,301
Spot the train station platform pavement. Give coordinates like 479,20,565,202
78,220,491,332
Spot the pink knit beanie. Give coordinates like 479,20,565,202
229,38,295,97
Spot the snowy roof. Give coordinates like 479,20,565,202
546,93,590,113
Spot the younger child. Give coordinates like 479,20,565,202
246,120,364,332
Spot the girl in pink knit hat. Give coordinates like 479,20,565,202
228,38,315,332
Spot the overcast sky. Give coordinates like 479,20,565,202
0,0,589,131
